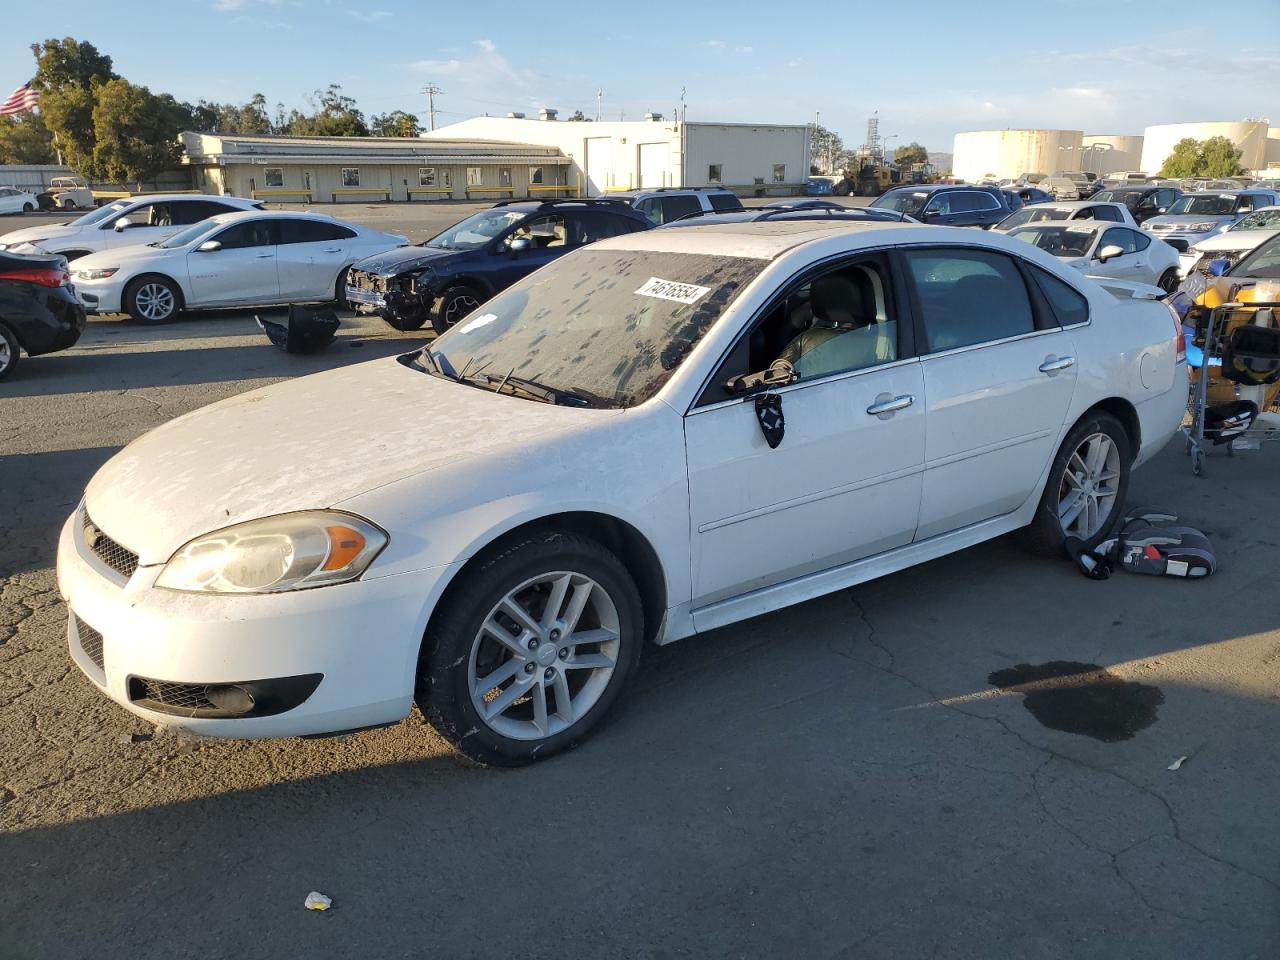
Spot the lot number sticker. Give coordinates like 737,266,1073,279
635,277,711,305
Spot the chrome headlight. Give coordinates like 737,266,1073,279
75,267,118,280
155,511,387,594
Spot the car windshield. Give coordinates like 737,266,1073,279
1232,209,1280,231
1167,194,1240,215
422,248,766,408
158,220,221,249
426,209,528,251
870,190,930,216
68,201,129,227
1009,225,1098,257
1092,190,1141,211
1229,234,1280,279
998,207,1070,229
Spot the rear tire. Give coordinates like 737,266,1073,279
431,284,483,336
21,203,33,214
123,275,181,324
1023,410,1131,557
0,323,20,381
1157,268,1179,294
417,532,643,766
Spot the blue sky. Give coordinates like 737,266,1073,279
5,0,1277,152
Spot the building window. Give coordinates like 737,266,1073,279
264,167,284,188
529,166,545,185
772,164,786,183
419,167,437,187
466,167,483,187
341,167,361,187
708,164,722,183
499,167,512,187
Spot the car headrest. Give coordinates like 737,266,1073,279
811,272,874,329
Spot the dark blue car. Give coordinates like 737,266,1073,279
346,199,652,333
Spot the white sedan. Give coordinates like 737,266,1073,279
71,211,407,323
0,186,38,215
993,200,1137,232
57,222,1187,763
1007,219,1182,292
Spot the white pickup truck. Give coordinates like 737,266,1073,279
40,177,94,211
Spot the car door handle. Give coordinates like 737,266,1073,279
323,247,341,253
255,253,273,259
866,394,914,416
1039,356,1075,373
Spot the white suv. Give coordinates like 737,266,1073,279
611,186,744,225
0,194,263,260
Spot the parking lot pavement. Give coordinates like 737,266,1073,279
3,313,1279,958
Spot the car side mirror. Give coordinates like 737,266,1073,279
113,217,133,232
1157,206,1168,214
508,236,531,254
1208,258,1230,277
196,240,222,253
724,359,797,396
1096,243,1124,262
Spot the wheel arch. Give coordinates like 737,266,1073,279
437,274,493,299
426,510,669,649
1085,397,1140,456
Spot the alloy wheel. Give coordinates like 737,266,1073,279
0,336,11,373
443,293,479,328
1058,432,1121,539
135,283,176,321
468,571,620,741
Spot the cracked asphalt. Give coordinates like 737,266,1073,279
2,204,1279,958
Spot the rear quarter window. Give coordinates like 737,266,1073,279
1029,265,1089,326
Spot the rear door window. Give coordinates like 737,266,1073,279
660,195,703,223
709,193,743,212
213,220,276,249
276,219,358,244
904,249,1036,352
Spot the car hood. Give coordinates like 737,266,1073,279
1145,214,1233,228
84,356,610,565
351,244,461,276
74,243,178,270
0,221,83,247
1191,229,1280,253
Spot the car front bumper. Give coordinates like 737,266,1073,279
73,278,126,315
56,508,458,738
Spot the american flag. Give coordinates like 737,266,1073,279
0,82,40,117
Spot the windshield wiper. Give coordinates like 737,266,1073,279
470,370,591,407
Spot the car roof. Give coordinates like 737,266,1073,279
662,209,898,228
201,209,353,227
111,193,260,206
595,219,915,259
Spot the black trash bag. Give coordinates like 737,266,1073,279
257,305,340,354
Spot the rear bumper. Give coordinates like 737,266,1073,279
7,286,86,356
1134,367,1191,468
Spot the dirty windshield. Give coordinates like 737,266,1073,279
425,209,527,251
424,248,765,408
1000,207,1071,229
871,190,930,217
1167,194,1242,216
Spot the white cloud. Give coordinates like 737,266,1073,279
704,40,726,48
734,46,753,54
347,9,392,21
214,0,298,9
476,38,496,53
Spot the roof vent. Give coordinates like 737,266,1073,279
538,107,558,121
644,112,663,122
506,111,526,119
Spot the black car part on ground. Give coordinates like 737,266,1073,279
257,304,340,354
0,250,86,380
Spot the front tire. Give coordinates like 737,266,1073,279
431,284,483,336
1024,410,1131,557
21,203,33,214
0,323,20,381
418,532,643,766
124,275,181,324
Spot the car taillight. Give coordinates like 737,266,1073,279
1166,300,1186,363
0,266,70,288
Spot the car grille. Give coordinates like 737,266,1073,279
128,677,220,715
82,510,139,580
74,614,104,670
1148,223,1176,232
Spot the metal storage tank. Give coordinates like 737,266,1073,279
1080,135,1144,175
1140,120,1270,176
952,129,1084,182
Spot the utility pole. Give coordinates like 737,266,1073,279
596,88,602,122
421,83,443,131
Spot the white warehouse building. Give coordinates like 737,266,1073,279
423,112,811,197
1139,120,1273,175
952,129,1084,182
